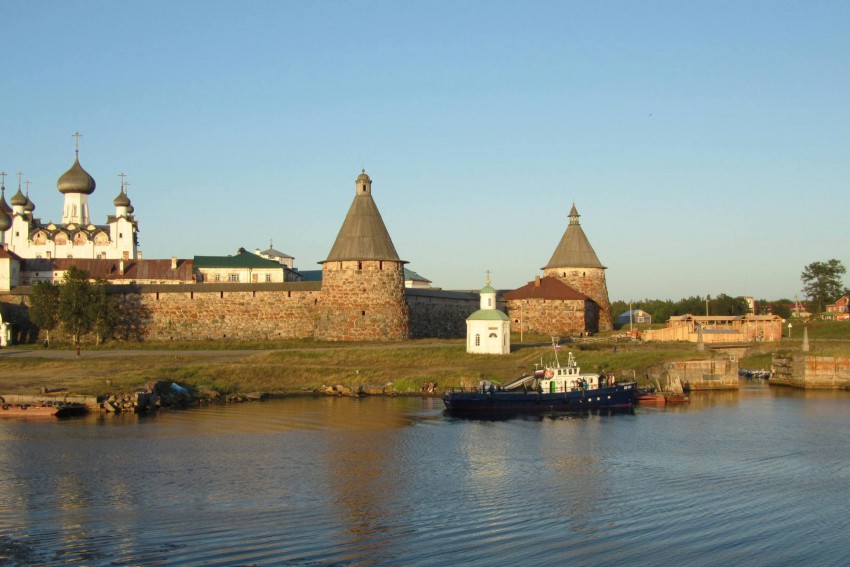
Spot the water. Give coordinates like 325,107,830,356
1,383,849,566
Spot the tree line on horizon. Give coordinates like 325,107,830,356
613,259,848,325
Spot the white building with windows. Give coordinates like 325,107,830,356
0,142,139,262
194,248,286,283
466,277,511,355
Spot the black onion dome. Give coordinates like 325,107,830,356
0,189,11,214
113,190,131,207
57,157,96,195
0,206,11,231
10,188,27,207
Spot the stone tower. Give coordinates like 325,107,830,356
315,170,409,341
542,204,612,331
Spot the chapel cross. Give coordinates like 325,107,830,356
0,171,6,189
72,131,83,155
118,172,127,191
486,269,491,285
24,180,31,193
17,171,23,189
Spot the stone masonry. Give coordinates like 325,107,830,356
543,267,612,332
771,355,850,389
506,298,597,337
314,260,409,341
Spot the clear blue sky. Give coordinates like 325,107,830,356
3,1,848,301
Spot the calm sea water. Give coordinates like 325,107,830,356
1,382,848,566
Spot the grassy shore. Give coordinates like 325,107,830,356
2,325,848,398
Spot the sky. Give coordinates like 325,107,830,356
2,1,848,301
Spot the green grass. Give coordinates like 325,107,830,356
6,333,849,398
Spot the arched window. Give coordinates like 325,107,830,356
475,334,480,346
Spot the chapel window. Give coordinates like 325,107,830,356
475,334,480,346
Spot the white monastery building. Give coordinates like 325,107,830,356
0,135,139,262
466,276,511,355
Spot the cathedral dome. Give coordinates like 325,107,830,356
0,188,11,214
113,190,131,207
57,157,96,195
127,203,135,214
24,194,35,213
356,169,371,183
10,188,28,207
0,205,11,231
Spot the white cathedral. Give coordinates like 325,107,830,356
0,142,139,261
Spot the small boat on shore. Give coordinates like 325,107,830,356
443,348,636,414
0,401,87,418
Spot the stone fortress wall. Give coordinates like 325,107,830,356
315,260,409,341
543,267,612,332
2,165,612,343
1,281,479,343
505,297,596,338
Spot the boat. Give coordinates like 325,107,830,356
635,388,666,405
443,348,636,413
0,401,87,418
634,374,690,406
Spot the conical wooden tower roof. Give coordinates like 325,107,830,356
322,170,404,263
543,204,605,269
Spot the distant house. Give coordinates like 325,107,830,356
404,268,433,289
0,248,22,292
194,248,285,283
20,257,194,285
615,309,652,329
824,296,850,321
255,243,295,269
789,302,812,319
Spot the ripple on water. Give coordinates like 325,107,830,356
1,393,849,565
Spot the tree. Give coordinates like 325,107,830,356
90,280,118,345
29,281,61,345
801,259,846,314
59,267,95,345
755,298,792,319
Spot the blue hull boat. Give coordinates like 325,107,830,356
443,349,636,413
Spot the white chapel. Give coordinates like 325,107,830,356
466,275,511,355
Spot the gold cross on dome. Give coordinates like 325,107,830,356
72,131,83,154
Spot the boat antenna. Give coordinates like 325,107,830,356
551,336,561,366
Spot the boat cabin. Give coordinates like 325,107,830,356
538,352,602,393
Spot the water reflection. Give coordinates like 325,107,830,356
322,398,410,564
0,390,848,565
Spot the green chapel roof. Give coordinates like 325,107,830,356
467,309,510,322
